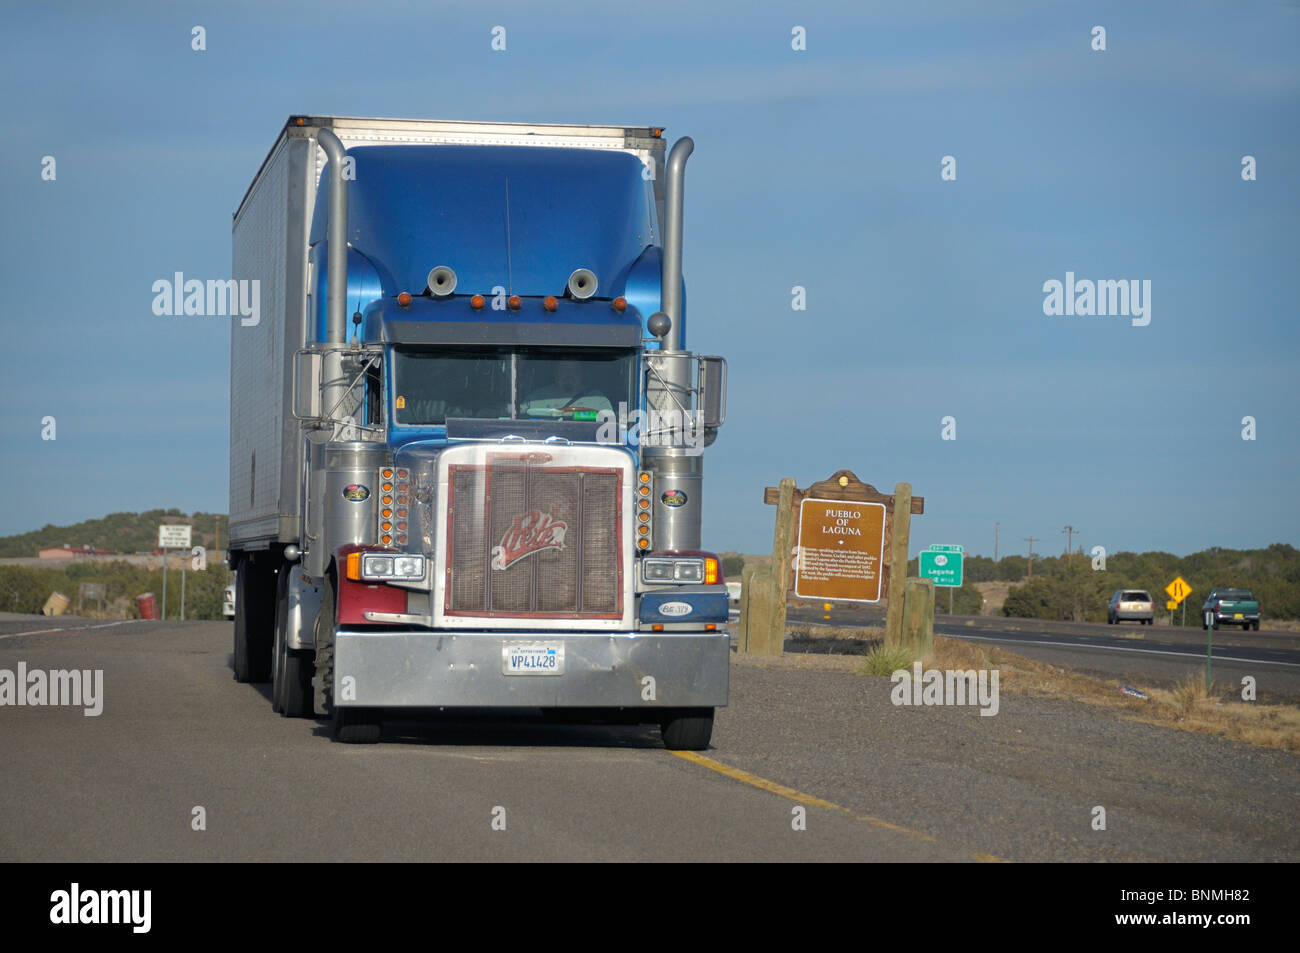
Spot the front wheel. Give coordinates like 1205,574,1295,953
660,708,714,751
314,571,381,743
332,706,381,744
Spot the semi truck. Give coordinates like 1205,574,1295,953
228,116,729,747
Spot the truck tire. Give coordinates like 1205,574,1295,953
313,571,381,742
312,571,337,717
333,707,381,744
233,558,273,683
660,708,714,751
272,568,313,718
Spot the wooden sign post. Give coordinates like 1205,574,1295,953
743,471,923,655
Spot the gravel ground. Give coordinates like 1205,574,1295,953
718,654,1300,861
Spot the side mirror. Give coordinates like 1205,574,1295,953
698,356,727,428
292,349,322,419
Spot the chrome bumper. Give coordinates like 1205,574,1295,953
332,629,729,708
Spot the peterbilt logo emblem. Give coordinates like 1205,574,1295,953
491,510,568,570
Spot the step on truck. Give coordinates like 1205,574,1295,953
228,116,729,747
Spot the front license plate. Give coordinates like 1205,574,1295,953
1234,613,1243,619
503,643,564,675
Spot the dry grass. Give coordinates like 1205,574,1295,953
922,636,1300,754
787,622,884,641
743,626,1300,753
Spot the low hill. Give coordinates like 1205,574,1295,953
0,510,228,558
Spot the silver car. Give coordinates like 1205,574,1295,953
1108,589,1153,625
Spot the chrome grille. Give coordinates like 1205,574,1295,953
447,461,622,617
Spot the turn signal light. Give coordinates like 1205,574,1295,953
346,552,362,581
704,557,719,585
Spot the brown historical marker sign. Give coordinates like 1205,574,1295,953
794,498,887,602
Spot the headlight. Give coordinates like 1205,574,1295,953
361,553,425,580
641,557,705,584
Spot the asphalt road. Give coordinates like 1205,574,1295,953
784,606,1300,703
2,615,1297,861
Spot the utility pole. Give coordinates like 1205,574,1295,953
1062,525,1077,566
994,521,999,562
1025,537,1038,580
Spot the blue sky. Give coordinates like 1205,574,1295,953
1,0,1296,559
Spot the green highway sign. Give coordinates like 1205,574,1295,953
928,544,963,553
919,549,964,587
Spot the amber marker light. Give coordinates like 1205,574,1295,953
612,297,627,312
508,295,522,310
346,552,362,581
543,296,558,312
397,292,412,308
637,538,650,550
704,557,719,585
470,294,485,310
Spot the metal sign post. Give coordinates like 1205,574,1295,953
1165,576,1193,629
1205,610,1214,691
919,545,964,614
159,525,193,624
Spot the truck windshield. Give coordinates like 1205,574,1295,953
391,346,635,426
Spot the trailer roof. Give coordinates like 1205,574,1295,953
236,114,667,221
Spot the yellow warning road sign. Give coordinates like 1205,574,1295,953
1166,577,1193,605
1166,600,1178,611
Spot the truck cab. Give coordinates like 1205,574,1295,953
228,117,728,748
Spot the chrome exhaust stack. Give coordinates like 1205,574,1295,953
644,137,703,552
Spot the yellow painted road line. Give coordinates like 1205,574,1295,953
670,750,1010,863
671,751,844,810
